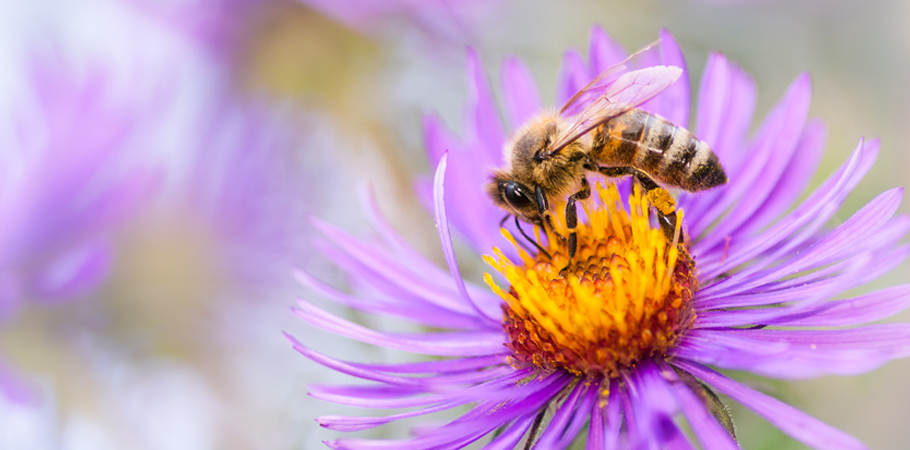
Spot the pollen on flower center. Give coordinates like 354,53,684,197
484,183,697,378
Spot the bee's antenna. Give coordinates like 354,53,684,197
515,216,552,260
500,214,537,256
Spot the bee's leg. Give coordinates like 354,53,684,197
597,166,634,180
596,166,680,241
564,177,592,262
633,173,679,241
535,185,566,244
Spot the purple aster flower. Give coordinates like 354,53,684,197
289,26,910,449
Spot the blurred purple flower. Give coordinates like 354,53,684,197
298,0,497,39
0,55,159,402
125,0,262,62
289,27,910,449
178,94,308,292
0,55,157,316
130,0,500,59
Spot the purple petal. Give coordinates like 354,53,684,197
294,268,485,329
675,360,867,450
465,48,505,165
433,153,501,322
697,137,874,283
625,363,694,450
481,413,538,450
292,300,505,356
684,54,756,234
319,398,468,432
336,354,506,375
316,369,536,429
695,73,812,252
421,112,460,176
556,49,588,105
311,218,483,315
587,25,627,74
585,385,606,450
674,326,908,379
29,240,112,301
776,285,910,327
701,186,903,298
637,29,689,127
348,372,571,449
739,118,827,235
535,381,597,449
657,361,739,450
287,335,429,386
0,360,36,405
501,56,541,130
604,379,623,449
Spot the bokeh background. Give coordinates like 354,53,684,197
0,0,908,449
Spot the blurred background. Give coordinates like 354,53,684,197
0,0,908,449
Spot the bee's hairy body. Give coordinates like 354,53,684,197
489,108,726,264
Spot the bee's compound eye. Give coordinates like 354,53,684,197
501,181,533,210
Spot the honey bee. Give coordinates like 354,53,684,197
488,42,727,261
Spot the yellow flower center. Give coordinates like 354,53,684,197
484,183,696,378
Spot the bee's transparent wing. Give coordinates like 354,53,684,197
548,42,682,156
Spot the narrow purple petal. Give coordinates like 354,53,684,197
340,354,507,375
319,398,468,432
535,381,596,449
309,367,519,408
555,383,599,448
638,29,689,127
311,219,480,314
30,240,112,301
294,268,484,329
697,137,872,284
585,386,606,450
675,360,867,450
740,119,827,235
693,52,756,164
674,327,907,378
701,186,903,297
316,369,536,427
626,363,694,450
604,379,623,449
434,153,501,323
556,49,588,105
421,112,458,169
501,56,541,130
293,300,505,356
465,48,505,165
776,285,910,327
587,25,626,74
683,62,757,234
286,335,426,386
481,413,537,450
695,73,812,252
379,372,572,449
657,361,738,450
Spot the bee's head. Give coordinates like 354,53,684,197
487,171,543,225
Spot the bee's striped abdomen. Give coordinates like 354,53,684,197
592,109,726,191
